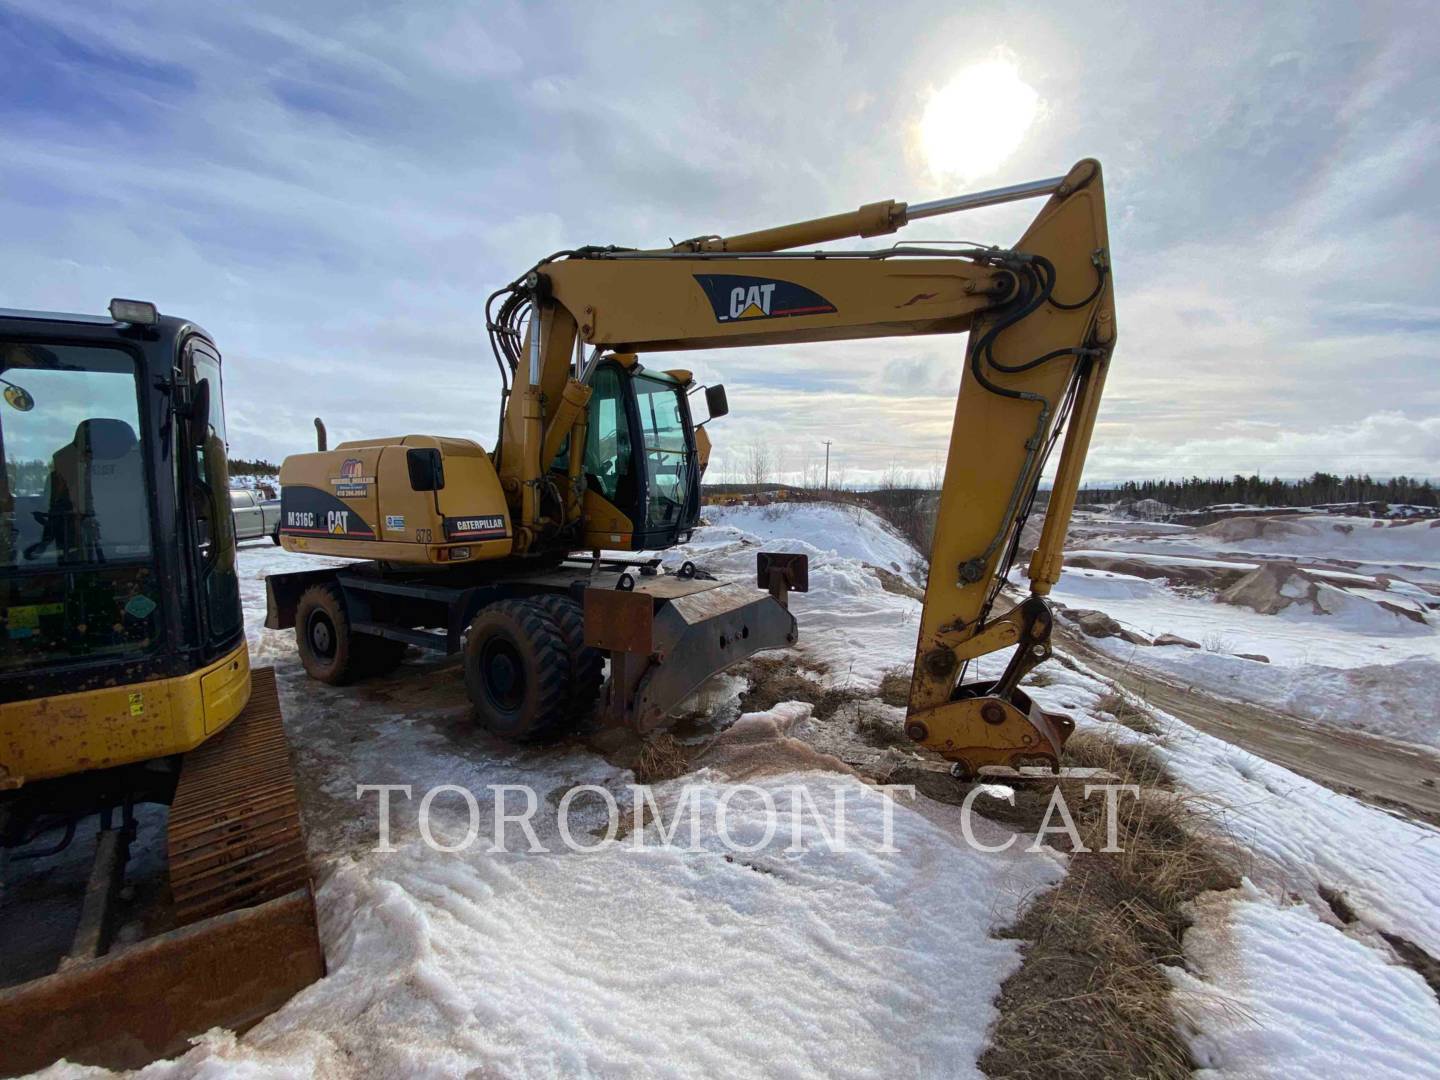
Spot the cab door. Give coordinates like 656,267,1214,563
180,338,243,659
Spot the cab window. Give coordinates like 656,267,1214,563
187,342,243,645
583,365,635,509
0,342,161,669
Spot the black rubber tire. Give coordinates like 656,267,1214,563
271,526,282,545
531,593,604,727
295,584,361,685
463,599,573,741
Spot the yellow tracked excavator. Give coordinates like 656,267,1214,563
0,302,323,1075
272,159,1116,777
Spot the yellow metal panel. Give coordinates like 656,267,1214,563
200,645,251,734
280,435,513,564
579,488,635,550
0,643,252,786
545,257,996,353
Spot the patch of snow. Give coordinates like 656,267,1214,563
664,512,926,689
701,503,924,583
1172,884,1440,1079
116,769,1061,1079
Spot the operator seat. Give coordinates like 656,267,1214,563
47,419,149,561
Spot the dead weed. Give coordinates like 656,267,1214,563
979,732,1238,1079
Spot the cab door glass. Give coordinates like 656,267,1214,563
633,374,693,531
0,342,161,669
188,342,242,644
583,366,636,511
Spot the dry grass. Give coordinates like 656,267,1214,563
979,731,1238,1080
877,665,912,708
737,656,859,722
1093,689,1162,736
632,734,689,784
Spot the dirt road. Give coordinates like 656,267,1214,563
1064,634,1440,828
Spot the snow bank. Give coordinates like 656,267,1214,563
1018,653,1440,1079
668,506,927,688
702,503,924,583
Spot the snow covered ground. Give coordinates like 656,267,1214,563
673,504,1440,1077
1046,512,1440,749
43,528,1055,1078
36,506,1440,1078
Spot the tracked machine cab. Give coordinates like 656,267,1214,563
0,302,322,1075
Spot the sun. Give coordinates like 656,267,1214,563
919,58,1040,183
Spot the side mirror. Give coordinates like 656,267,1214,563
2,381,34,412
187,379,211,447
704,384,729,421
407,447,445,492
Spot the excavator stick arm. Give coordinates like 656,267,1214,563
904,160,1116,774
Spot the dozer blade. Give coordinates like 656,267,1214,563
585,554,804,732
0,669,324,1076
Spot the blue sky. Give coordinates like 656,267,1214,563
2,0,1436,483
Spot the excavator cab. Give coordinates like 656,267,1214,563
0,303,244,783
0,303,322,1075
577,359,714,549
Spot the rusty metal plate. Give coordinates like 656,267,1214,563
0,886,324,1075
583,587,655,654
756,551,809,593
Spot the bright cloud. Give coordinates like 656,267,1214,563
0,2,1435,484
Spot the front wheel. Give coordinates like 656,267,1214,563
463,599,573,741
271,525,282,545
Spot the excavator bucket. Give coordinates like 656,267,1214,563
0,669,324,1076
585,554,804,732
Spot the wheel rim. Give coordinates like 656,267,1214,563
479,637,525,712
307,610,337,660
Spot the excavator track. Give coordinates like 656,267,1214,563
167,667,310,924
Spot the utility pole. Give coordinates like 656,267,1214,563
823,440,833,490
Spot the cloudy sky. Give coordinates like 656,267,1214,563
2,1,1436,485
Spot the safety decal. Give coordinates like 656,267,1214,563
693,274,837,323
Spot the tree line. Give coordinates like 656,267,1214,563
1077,473,1438,511
227,457,279,477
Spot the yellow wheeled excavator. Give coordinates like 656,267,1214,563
0,302,323,1076
272,159,1116,779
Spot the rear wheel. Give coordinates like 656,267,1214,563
532,593,604,728
463,599,573,741
295,584,359,685
295,585,404,684
270,525,281,545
